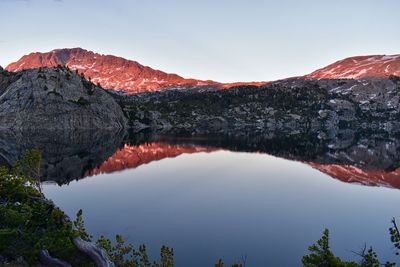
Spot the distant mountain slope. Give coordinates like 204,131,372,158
304,54,400,80
6,48,220,93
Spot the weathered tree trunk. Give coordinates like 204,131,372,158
39,250,72,267
72,236,115,267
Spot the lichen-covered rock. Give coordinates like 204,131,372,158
0,67,127,130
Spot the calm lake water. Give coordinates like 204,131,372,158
4,130,400,266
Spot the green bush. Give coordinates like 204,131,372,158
0,150,92,266
68,97,90,106
303,229,397,267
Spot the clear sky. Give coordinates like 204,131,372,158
0,0,399,82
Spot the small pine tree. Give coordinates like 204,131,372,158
390,218,400,256
359,248,380,267
160,245,174,267
214,259,224,267
302,229,358,267
74,209,91,241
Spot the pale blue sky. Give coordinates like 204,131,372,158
0,0,399,82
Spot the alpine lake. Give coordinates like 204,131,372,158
2,129,400,266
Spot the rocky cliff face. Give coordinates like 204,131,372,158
304,54,400,79
6,48,221,94
0,67,127,130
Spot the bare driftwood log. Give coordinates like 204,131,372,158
73,236,115,267
38,250,72,267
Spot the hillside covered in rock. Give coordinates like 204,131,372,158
118,76,400,136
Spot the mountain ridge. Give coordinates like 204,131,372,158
6,48,222,94
6,48,400,94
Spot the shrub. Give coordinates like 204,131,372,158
68,97,90,106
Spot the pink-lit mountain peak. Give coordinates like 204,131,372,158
304,54,400,80
6,48,220,93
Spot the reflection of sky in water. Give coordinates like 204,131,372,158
43,151,400,267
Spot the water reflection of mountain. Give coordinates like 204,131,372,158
153,131,400,189
85,143,216,177
1,129,400,189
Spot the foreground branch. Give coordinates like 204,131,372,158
73,236,115,267
38,250,72,267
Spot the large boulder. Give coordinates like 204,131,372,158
0,67,127,130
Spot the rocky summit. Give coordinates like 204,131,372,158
5,48,221,94
0,66,127,130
